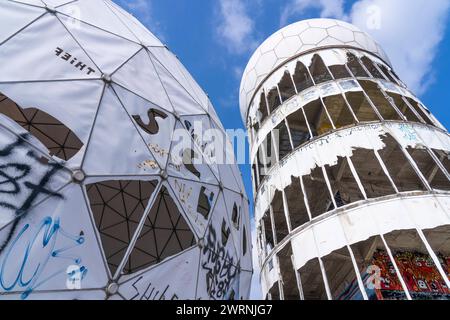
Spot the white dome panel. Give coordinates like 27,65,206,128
328,25,354,43
300,27,328,45
274,36,302,60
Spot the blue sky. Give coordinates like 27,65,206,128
113,0,450,298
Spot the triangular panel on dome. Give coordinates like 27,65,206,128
170,55,210,112
112,49,173,112
231,163,246,197
238,270,253,300
83,175,160,187
0,183,109,298
103,0,163,47
0,12,100,82
119,183,197,277
180,114,220,178
167,176,220,238
221,189,247,260
151,57,207,116
0,93,84,162
200,192,241,271
0,79,104,150
82,86,160,177
239,196,252,272
196,256,241,300
218,162,244,195
57,13,142,75
148,47,206,109
56,0,140,43
85,178,160,278
167,121,220,186
207,118,244,194
0,1,45,46
196,207,241,300
118,246,200,300
112,84,175,168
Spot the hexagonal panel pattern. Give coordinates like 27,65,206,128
300,27,328,45
239,18,391,121
328,25,354,43
87,179,159,275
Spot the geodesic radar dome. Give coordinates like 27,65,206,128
239,18,391,122
0,0,251,300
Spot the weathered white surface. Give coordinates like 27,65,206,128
259,194,450,295
289,194,450,271
249,78,424,161
255,122,450,222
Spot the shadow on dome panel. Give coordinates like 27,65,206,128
123,184,197,275
0,92,83,161
86,180,196,277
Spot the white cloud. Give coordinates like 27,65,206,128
280,0,345,26
216,0,258,54
349,0,450,94
279,0,450,95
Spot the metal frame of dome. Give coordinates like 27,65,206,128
0,0,252,300
239,18,391,123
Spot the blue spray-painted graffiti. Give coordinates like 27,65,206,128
0,216,86,299
398,123,418,142
0,133,86,299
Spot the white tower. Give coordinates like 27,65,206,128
240,19,450,300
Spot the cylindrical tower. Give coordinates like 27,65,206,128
240,18,450,300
